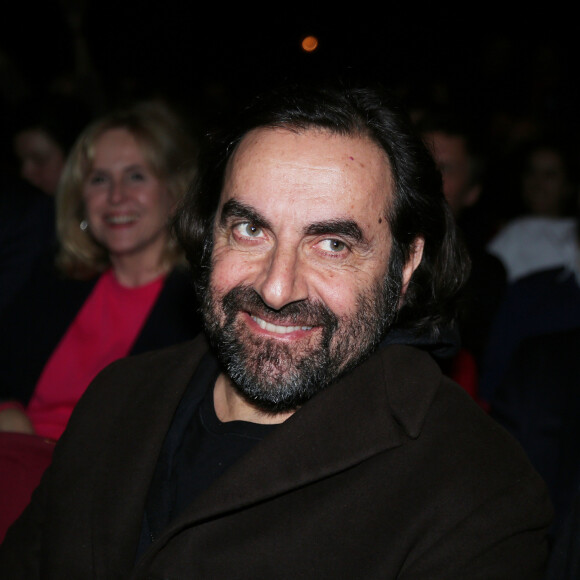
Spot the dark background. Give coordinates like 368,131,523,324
1,0,579,207
2,3,578,121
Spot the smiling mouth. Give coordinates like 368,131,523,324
250,314,313,334
105,214,138,225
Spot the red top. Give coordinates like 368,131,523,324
26,269,165,440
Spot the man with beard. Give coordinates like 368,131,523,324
0,84,553,578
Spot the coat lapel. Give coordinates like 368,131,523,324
145,344,441,555
90,337,208,576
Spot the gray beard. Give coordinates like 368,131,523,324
201,265,402,414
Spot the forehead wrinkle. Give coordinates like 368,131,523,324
231,133,360,186
222,128,394,240
269,157,344,176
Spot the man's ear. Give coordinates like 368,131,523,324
401,237,424,296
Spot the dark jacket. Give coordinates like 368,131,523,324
0,177,56,317
491,327,580,538
0,336,553,578
0,262,202,405
479,266,580,404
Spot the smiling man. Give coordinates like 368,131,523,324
205,127,422,422
0,84,553,578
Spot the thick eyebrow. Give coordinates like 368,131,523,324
219,199,272,230
304,218,365,244
219,199,366,245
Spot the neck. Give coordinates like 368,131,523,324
213,373,295,425
110,253,170,288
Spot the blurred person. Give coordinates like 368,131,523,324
0,101,202,539
11,95,91,196
520,142,576,218
479,234,580,405
13,128,67,196
1,96,91,312
419,113,507,398
480,179,580,404
0,82,552,578
420,115,483,219
487,138,578,283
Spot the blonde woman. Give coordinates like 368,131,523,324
0,101,202,538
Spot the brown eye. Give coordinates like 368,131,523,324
244,223,262,237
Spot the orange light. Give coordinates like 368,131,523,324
301,36,319,52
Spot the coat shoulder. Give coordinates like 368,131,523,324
63,335,209,437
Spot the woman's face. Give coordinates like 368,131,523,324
82,128,174,268
14,128,66,195
521,148,572,217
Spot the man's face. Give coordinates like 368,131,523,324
202,127,417,412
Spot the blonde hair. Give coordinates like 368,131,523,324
56,100,198,279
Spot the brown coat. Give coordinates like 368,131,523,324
0,336,553,579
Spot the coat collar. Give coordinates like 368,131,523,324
91,336,208,577
132,342,442,568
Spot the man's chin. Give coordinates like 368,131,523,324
228,372,326,414
218,336,334,412
202,281,397,412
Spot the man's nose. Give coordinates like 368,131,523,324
254,246,308,310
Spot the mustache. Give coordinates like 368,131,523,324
221,285,339,330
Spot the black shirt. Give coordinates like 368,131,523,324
136,353,276,558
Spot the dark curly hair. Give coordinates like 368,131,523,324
173,81,470,340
